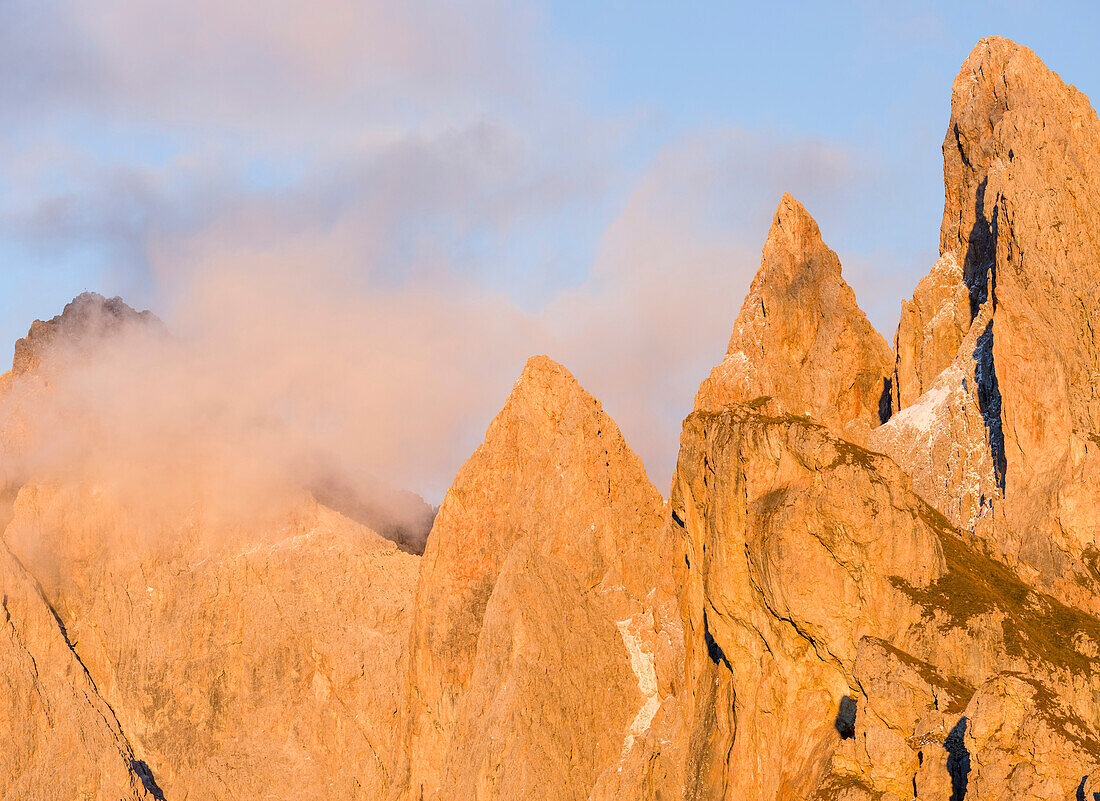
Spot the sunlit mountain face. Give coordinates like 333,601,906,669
2,6,1100,800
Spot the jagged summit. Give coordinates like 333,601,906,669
874,34,1100,613
695,193,892,434
504,354,592,411
758,192,838,282
3,33,1100,801
10,292,162,376
941,34,1099,283
397,354,667,800
949,33,1099,592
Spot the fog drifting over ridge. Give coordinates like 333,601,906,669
4,1,1098,499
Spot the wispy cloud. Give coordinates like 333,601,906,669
0,0,953,502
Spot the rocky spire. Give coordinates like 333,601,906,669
9,293,161,378
397,355,668,800
695,194,893,435
891,252,970,411
885,36,1100,609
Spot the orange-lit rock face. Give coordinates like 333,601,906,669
881,36,1100,613
3,486,420,800
397,355,673,801
891,252,971,412
695,193,893,435
670,402,1100,801
0,539,158,800
1,34,1099,801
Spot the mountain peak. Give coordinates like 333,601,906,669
941,35,1096,272
11,293,161,376
934,34,1100,595
694,196,892,432
400,354,665,799
510,354,578,398
764,193,830,275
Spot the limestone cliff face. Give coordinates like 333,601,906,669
891,252,971,411
949,37,1100,596
397,355,676,801
884,35,1100,612
870,299,1002,537
3,33,1100,801
0,541,159,800
667,40,1100,799
670,403,1100,801
3,486,419,800
695,194,893,435
670,405,943,800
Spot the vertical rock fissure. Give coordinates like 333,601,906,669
974,321,1007,492
945,716,971,801
963,179,995,318
963,177,1007,492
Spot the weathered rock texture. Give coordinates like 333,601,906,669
880,35,1100,613
891,252,971,411
695,194,893,435
667,39,1100,797
669,402,1100,801
4,486,419,800
3,34,1100,801
870,299,1002,536
0,540,159,800
396,355,678,801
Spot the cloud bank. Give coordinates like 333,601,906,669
0,0,948,505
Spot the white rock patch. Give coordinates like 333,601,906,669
616,611,660,757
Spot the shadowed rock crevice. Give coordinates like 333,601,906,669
973,321,1006,491
877,377,893,424
833,696,857,739
945,716,971,801
703,611,731,671
1078,775,1100,801
131,761,166,801
963,178,996,317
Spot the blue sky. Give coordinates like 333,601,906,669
2,0,1098,495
